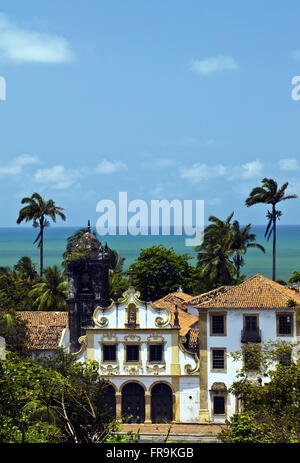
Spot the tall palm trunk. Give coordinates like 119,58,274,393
272,204,276,282
39,217,44,277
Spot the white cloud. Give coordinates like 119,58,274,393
278,158,299,171
179,163,227,183
95,159,128,174
180,160,263,183
33,165,82,189
190,55,238,76
240,160,263,179
0,154,39,175
0,13,74,63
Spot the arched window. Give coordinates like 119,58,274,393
151,383,173,423
122,383,145,423
99,384,116,420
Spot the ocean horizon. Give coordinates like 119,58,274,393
0,225,299,283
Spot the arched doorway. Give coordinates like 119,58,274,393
122,383,145,424
151,383,173,423
99,384,116,420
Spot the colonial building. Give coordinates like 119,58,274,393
18,229,300,425
182,274,300,423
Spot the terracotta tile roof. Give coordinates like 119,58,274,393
19,311,68,350
154,292,198,336
182,286,233,308
185,274,300,310
154,291,193,312
288,285,300,295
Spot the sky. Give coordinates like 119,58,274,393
0,1,300,229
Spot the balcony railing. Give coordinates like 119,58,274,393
241,328,261,343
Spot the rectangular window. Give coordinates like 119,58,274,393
213,396,225,415
245,315,257,331
278,315,292,335
103,344,116,362
126,344,139,362
212,315,225,335
212,349,225,370
149,344,163,362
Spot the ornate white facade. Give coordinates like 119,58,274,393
63,286,200,424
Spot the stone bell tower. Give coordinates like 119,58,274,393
67,223,110,353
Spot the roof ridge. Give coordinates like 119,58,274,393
187,274,300,309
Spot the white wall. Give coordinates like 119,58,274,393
179,377,200,422
206,308,297,421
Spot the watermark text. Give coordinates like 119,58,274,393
96,192,204,247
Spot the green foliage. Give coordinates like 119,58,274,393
109,270,129,300
289,270,300,284
195,213,264,288
17,192,66,276
14,256,38,281
0,268,37,311
29,265,68,311
0,308,29,356
286,299,297,308
103,422,140,443
220,340,300,443
0,350,122,443
219,413,276,443
245,178,298,281
130,244,199,300
62,246,91,267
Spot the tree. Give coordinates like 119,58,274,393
17,193,66,276
245,178,297,281
289,271,300,284
14,256,38,281
195,213,237,287
0,350,138,443
109,270,129,300
219,340,300,443
0,268,36,311
0,308,30,356
29,265,68,311
130,244,197,301
230,220,265,279
107,248,125,273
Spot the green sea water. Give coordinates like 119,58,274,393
0,225,299,283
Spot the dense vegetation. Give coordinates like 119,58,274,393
0,348,140,443
219,341,300,443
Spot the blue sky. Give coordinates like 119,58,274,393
0,1,300,228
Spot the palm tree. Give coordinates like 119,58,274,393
289,271,300,284
14,256,38,281
17,193,66,276
29,265,68,311
231,220,265,278
107,248,125,273
245,178,297,281
195,213,236,287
